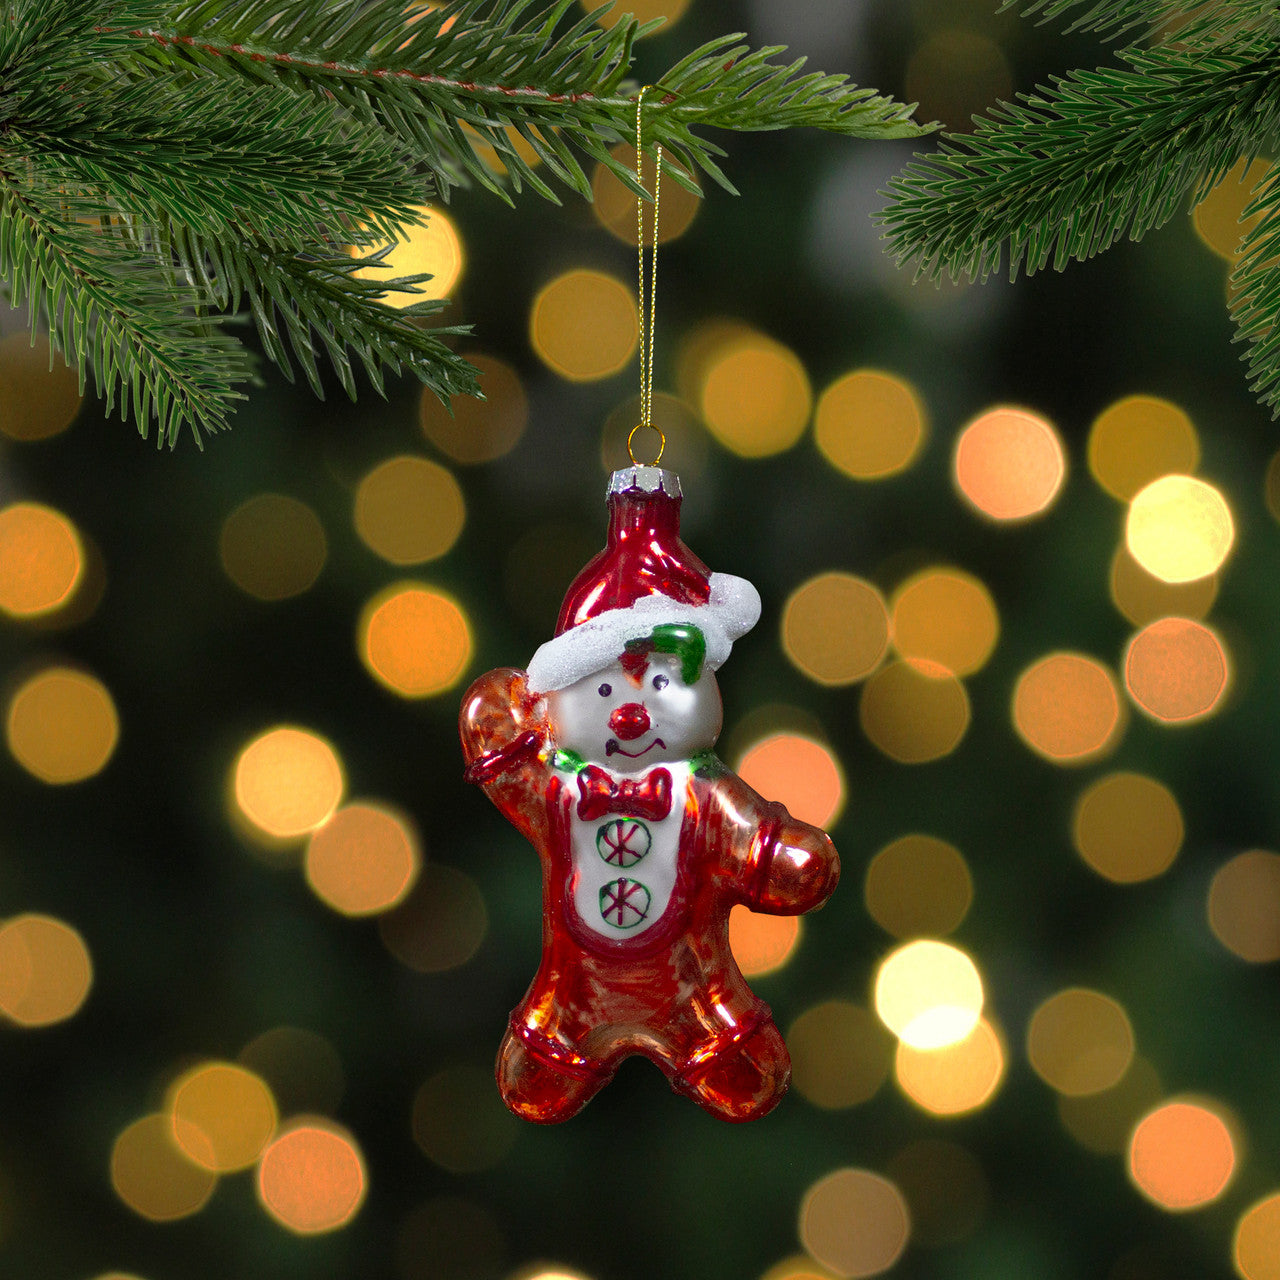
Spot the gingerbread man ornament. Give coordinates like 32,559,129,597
460,466,839,1122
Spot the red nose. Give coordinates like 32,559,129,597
609,702,651,741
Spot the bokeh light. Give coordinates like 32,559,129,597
864,834,973,938
1234,1193,1280,1280
168,1062,278,1172
358,582,473,697
0,332,82,440
111,1114,217,1222
0,913,92,1027
1026,988,1135,1096
735,733,845,827
890,567,998,676
759,1258,834,1280
257,1120,367,1234
352,205,463,304
887,1140,988,1248
699,330,812,457
860,659,971,763
954,406,1066,520
1208,850,1280,962
239,1026,345,1117
1012,652,1123,763
782,572,890,685
894,1017,1005,1116
1124,617,1229,723
874,939,984,1050
582,0,690,29
591,143,700,244
219,493,327,602
0,502,84,617
1072,772,1183,883
729,906,803,977
787,1000,892,1110
814,369,928,480
419,351,528,463
1088,396,1200,500
379,863,490,973
305,801,421,916
1127,1099,1237,1211
6,666,119,783
530,269,637,381
354,456,465,565
233,726,344,841
1191,158,1269,261
1058,1056,1162,1155
1109,544,1217,627
799,1168,911,1279
1126,474,1234,583
904,30,1013,133
411,1065,519,1173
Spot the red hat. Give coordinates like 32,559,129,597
526,467,760,694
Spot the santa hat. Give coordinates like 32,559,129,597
526,466,761,694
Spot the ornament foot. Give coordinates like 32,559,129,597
673,1019,790,1123
496,1028,611,1124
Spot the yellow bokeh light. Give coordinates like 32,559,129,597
954,406,1065,521
1126,474,1234,583
1012,652,1123,764
759,1257,835,1280
729,906,803,978
306,801,421,917
814,369,928,480
799,1168,910,1279
582,0,691,30
6,667,119,784
1127,1098,1237,1211
379,863,490,973
352,205,464,305
412,1065,519,1174
735,733,845,827
699,333,811,458
1109,544,1217,627
874,939,983,1050
1235,1192,1280,1280
419,351,528,464
787,1000,892,1110
1026,988,1135,1096
859,658,971,764
894,1017,1005,1116
168,1062,278,1173
782,572,890,686
1124,616,1229,724
1208,850,1280,962
864,834,973,938
1058,1056,1162,1155
1088,395,1200,501
510,1269,593,1280
1192,158,1270,261
591,144,700,245
1072,772,1183,883
0,332,83,440
886,1139,988,1248
904,29,1013,133
890,567,998,677
354,456,465,565
219,493,327,602
111,1114,217,1222
0,913,92,1027
257,1120,367,1234
358,582,473,698
233,725,345,841
530,269,637,381
0,502,83,617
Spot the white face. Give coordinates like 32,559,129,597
547,651,722,771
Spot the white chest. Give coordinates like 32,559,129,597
568,762,690,940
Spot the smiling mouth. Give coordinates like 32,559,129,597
606,737,665,758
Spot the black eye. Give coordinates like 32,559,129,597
597,683,612,697
652,674,669,690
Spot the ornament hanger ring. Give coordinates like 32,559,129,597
628,422,666,467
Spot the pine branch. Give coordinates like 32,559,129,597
1000,0,1279,42
1229,167,1280,413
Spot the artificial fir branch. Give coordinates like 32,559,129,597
0,0,930,446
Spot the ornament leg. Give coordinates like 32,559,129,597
496,1027,611,1124
672,1018,791,1123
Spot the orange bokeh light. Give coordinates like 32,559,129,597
954,407,1065,520
257,1121,367,1234
728,906,802,977
890,567,999,676
305,802,421,916
0,502,83,617
1013,653,1123,763
1235,1192,1280,1280
895,1017,1005,1116
359,583,473,698
1124,617,1228,723
1128,1099,1237,1211
233,726,344,841
736,733,845,827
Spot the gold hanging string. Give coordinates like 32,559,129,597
629,85,664,468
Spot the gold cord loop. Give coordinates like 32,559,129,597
630,85,663,467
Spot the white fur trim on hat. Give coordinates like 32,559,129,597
526,572,761,694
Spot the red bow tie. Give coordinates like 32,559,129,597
576,764,673,822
